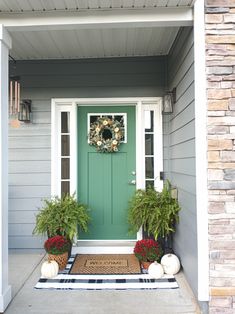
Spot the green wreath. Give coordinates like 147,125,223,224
88,116,123,153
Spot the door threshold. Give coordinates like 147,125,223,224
73,240,136,254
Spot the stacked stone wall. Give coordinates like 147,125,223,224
206,0,235,313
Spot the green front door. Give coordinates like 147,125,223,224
77,106,136,240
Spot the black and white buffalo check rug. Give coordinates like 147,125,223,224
34,255,179,290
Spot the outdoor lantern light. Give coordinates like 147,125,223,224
18,99,32,122
163,88,176,114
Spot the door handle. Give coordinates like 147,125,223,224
129,180,136,185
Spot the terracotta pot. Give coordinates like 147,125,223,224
141,261,152,270
48,252,68,270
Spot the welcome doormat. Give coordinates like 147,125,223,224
69,254,141,275
34,255,179,290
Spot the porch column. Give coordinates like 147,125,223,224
0,24,12,312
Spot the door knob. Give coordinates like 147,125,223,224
129,180,136,185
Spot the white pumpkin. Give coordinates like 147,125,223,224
161,254,180,275
41,260,59,278
148,262,164,279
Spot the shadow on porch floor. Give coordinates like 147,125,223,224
6,249,201,314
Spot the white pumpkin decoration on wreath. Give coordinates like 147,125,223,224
41,260,59,278
161,254,181,275
148,262,164,279
89,116,124,153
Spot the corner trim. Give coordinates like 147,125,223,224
0,285,11,312
194,0,209,302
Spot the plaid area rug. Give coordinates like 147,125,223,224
34,255,179,290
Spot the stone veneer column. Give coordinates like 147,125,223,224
206,1,235,313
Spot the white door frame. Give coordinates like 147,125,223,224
51,97,163,251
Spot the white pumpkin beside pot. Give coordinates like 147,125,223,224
161,254,180,275
41,260,59,278
148,262,164,279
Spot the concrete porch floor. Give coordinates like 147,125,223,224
5,250,201,314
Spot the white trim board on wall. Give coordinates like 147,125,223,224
194,0,209,302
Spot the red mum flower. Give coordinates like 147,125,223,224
134,239,162,262
44,235,70,255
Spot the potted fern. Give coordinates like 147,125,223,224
128,181,181,253
33,194,91,255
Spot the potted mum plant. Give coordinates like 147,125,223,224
33,193,91,256
134,239,162,269
44,235,70,270
128,180,181,253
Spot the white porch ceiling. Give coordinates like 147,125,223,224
0,0,194,12
2,1,193,60
10,27,179,60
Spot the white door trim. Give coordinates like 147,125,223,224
51,97,163,252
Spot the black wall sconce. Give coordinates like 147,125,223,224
18,99,32,122
163,88,176,114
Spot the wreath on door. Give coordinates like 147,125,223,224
88,116,123,153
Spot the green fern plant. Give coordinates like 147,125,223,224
128,181,181,240
33,194,91,242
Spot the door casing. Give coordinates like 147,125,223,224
51,97,163,243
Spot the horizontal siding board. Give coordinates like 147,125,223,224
9,210,38,224
169,139,195,159
178,204,197,235
169,172,196,195
178,188,196,207
170,120,195,146
9,186,51,198
9,161,50,174
175,217,197,246
9,236,45,249
9,124,51,136
9,198,44,211
31,112,51,124
9,148,50,161
31,100,51,112
170,158,196,177
172,84,194,118
9,136,50,149
170,102,195,128
9,173,50,186
175,223,197,252
9,224,35,236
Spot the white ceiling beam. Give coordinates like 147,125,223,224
1,8,193,31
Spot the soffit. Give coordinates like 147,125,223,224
10,26,179,60
0,0,195,13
